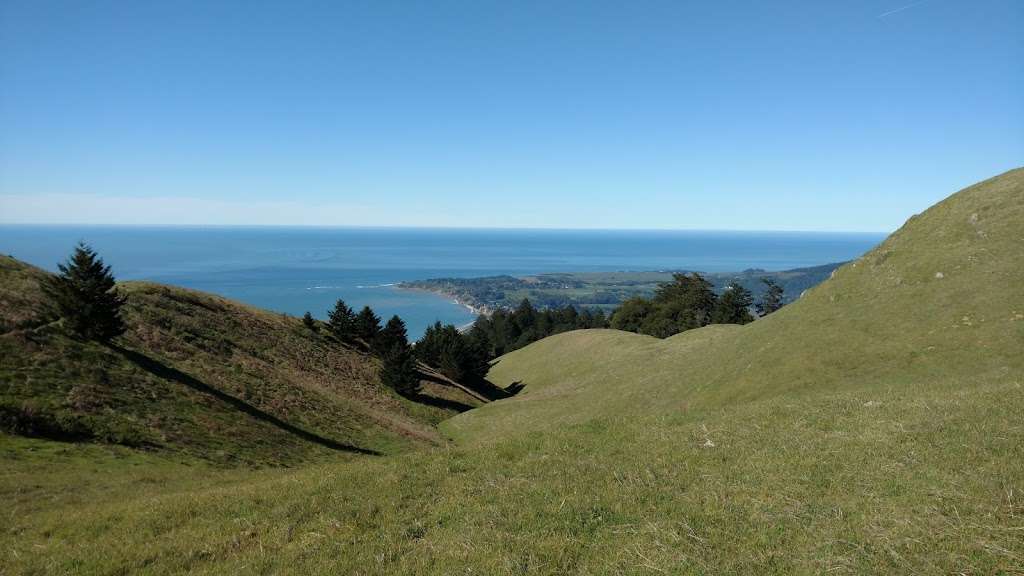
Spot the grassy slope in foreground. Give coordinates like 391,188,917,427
2,169,1023,574
0,257,481,465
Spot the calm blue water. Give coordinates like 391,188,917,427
0,226,884,339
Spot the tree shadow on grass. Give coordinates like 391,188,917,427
111,345,380,456
416,370,524,402
504,381,526,396
406,393,476,413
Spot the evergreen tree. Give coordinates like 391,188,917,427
463,332,491,380
375,315,409,355
712,282,754,325
756,278,785,316
327,299,357,340
480,311,512,357
302,311,317,331
438,338,467,382
380,343,419,395
513,298,537,333
414,321,446,365
42,242,126,342
654,272,718,330
355,306,381,343
414,322,489,382
639,312,679,338
466,321,494,359
610,297,653,333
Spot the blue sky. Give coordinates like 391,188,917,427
0,0,1020,231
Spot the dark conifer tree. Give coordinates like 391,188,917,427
711,282,754,325
466,321,494,359
462,332,491,381
302,311,317,331
414,321,489,382
327,299,357,340
42,242,126,342
513,298,537,333
756,278,785,316
380,343,419,395
437,343,465,382
610,297,653,333
414,321,446,366
488,310,513,356
653,272,718,330
355,306,382,343
375,315,409,355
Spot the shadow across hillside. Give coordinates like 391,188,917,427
504,381,526,396
417,369,525,402
407,393,476,413
112,345,381,456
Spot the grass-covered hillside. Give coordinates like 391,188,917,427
0,257,481,466
450,167,1024,438
1,168,1021,574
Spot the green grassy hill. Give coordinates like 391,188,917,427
1,168,1022,574
0,257,482,466
448,168,1023,439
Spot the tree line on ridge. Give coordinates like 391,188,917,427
44,244,787,401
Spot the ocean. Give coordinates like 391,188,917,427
0,226,885,339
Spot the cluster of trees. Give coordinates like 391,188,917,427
311,299,420,395
467,298,609,358
316,296,616,390
609,273,784,338
42,244,789,401
412,298,609,383
415,322,489,383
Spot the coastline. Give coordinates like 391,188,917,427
396,284,493,321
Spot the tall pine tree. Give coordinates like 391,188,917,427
302,311,317,331
377,315,418,395
711,282,754,325
375,315,409,355
380,343,419,395
43,242,127,342
756,278,785,316
327,299,357,340
354,306,382,343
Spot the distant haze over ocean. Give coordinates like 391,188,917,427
0,226,885,339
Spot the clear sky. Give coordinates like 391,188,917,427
0,0,1020,231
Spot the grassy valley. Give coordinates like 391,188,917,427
1,168,1022,574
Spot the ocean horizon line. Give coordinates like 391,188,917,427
0,222,890,236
